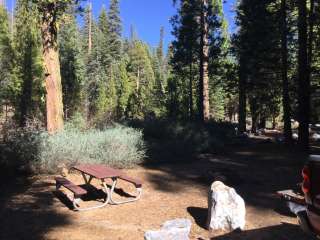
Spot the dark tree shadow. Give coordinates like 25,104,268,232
212,223,316,240
142,139,309,212
0,172,72,240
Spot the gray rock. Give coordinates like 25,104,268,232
207,181,246,232
145,219,192,240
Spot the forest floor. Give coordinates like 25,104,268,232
0,137,318,240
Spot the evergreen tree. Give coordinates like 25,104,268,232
14,0,44,126
281,0,293,143
152,27,167,117
0,5,15,115
170,0,200,119
108,0,122,62
199,0,210,122
59,8,85,119
116,57,131,118
33,0,83,133
81,3,93,56
126,40,155,118
297,0,309,149
234,0,282,133
98,6,111,69
85,19,105,119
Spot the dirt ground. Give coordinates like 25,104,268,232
0,138,318,240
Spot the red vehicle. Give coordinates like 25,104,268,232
279,155,320,236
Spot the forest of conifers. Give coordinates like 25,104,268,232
0,0,319,150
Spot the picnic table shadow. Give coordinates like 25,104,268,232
54,183,135,210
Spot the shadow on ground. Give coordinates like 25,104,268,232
143,140,308,209
0,171,72,240
142,139,312,239
187,207,207,229
211,223,316,240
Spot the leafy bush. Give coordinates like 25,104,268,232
129,119,236,162
1,124,145,173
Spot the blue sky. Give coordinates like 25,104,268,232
5,0,236,49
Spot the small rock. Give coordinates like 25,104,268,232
207,181,246,232
145,219,192,240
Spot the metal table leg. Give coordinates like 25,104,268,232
73,180,111,211
109,178,142,205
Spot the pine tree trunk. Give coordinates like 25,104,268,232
272,116,276,129
199,0,210,122
250,99,258,134
41,3,64,134
281,0,292,144
189,62,193,119
308,0,315,79
19,41,33,127
297,0,310,150
238,57,247,133
258,117,266,130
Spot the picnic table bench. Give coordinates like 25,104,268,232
277,189,306,205
55,164,142,211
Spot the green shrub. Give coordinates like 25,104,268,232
129,119,236,162
1,124,145,173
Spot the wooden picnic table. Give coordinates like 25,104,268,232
73,164,122,183
56,164,142,211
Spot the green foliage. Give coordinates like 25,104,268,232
108,0,122,62
59,8,85,119
85,19,106,118
0,6,15,106
169,0,229,120
115,59,132,118
14,0,45,125
98,6,111,68
131,119,236,162
1,122,146,173
234,0,283,129
126,40,155,118
151,27,168,117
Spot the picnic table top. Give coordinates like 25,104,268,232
72,164,122,179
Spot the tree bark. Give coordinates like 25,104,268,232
238,57,247,133
308,0,315,79
297,0,310,150
189,62,194,119
258,117,266,129
250,98,258,134
19,41,33,127
281,0,292,144
199,0,210,122
41,3,64,134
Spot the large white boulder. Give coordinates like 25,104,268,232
144,219,192,240
207,181,246,232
